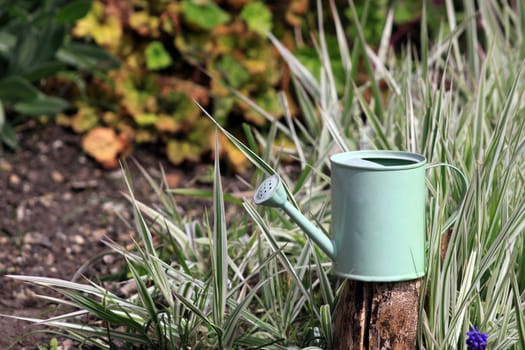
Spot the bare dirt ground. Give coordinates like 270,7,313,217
0,123,239,349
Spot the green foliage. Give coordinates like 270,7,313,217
240,2,273,35
145,41,173,70
55,0,92,23
181,0,230,30
215,54,250,89
294,36,346,94
0,0,117,150
66,0,306,168
344,0,446,46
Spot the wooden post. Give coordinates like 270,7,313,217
333,278,422,350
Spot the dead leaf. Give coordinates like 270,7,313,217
165,172,182,188
117,132,133,157
286,0,309,27
105,0,131,22
82,127,123,168
0,159,12,172
225,0,250,10
51,170,65,183
55,113,72,127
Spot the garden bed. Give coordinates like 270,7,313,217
0,123,231,348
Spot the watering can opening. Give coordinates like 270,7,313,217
331,151,426,170
361,157,418,166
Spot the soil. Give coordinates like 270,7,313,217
0,123,247,349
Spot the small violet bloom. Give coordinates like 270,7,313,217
466,326,488,350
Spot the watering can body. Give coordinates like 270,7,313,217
254,150,467,282
330,151,427,281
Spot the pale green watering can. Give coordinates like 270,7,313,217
254,150,468,282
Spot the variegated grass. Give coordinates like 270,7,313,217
268,2,525,349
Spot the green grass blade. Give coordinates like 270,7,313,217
328,0,351,75
123,195,189,250
1,314,152,346
127,263,163,343
463,0,479,76
291,77,320,136
212,132,228,330
520,0,525,58
512,274,525,348
353,82,392,149
224,278,274,346
320,304,333,348
312,241,333,306
421,1,429,77
172,286,222,337
279,91,305,165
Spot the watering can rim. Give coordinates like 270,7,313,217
331,150,427,171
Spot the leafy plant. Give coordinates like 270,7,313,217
63,0,309,169
0,0,117,150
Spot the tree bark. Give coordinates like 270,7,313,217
333,278,422,350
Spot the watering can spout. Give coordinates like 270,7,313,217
254,175,336,260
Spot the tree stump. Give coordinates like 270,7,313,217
333,278,422,350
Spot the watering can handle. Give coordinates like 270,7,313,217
426,163,469,232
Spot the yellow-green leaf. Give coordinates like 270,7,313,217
181,0,230,30
155,114,180,133
145,41,172,70
215,55,250,88
71,105,99,133
240,2,272,35
73,1,122,50
129,11,160,37
134,113,158,126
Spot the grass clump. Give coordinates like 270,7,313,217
3,1,525,349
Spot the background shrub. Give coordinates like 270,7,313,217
59,0,312,169
0,0,117,150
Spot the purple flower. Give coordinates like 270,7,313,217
466,326,488,350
